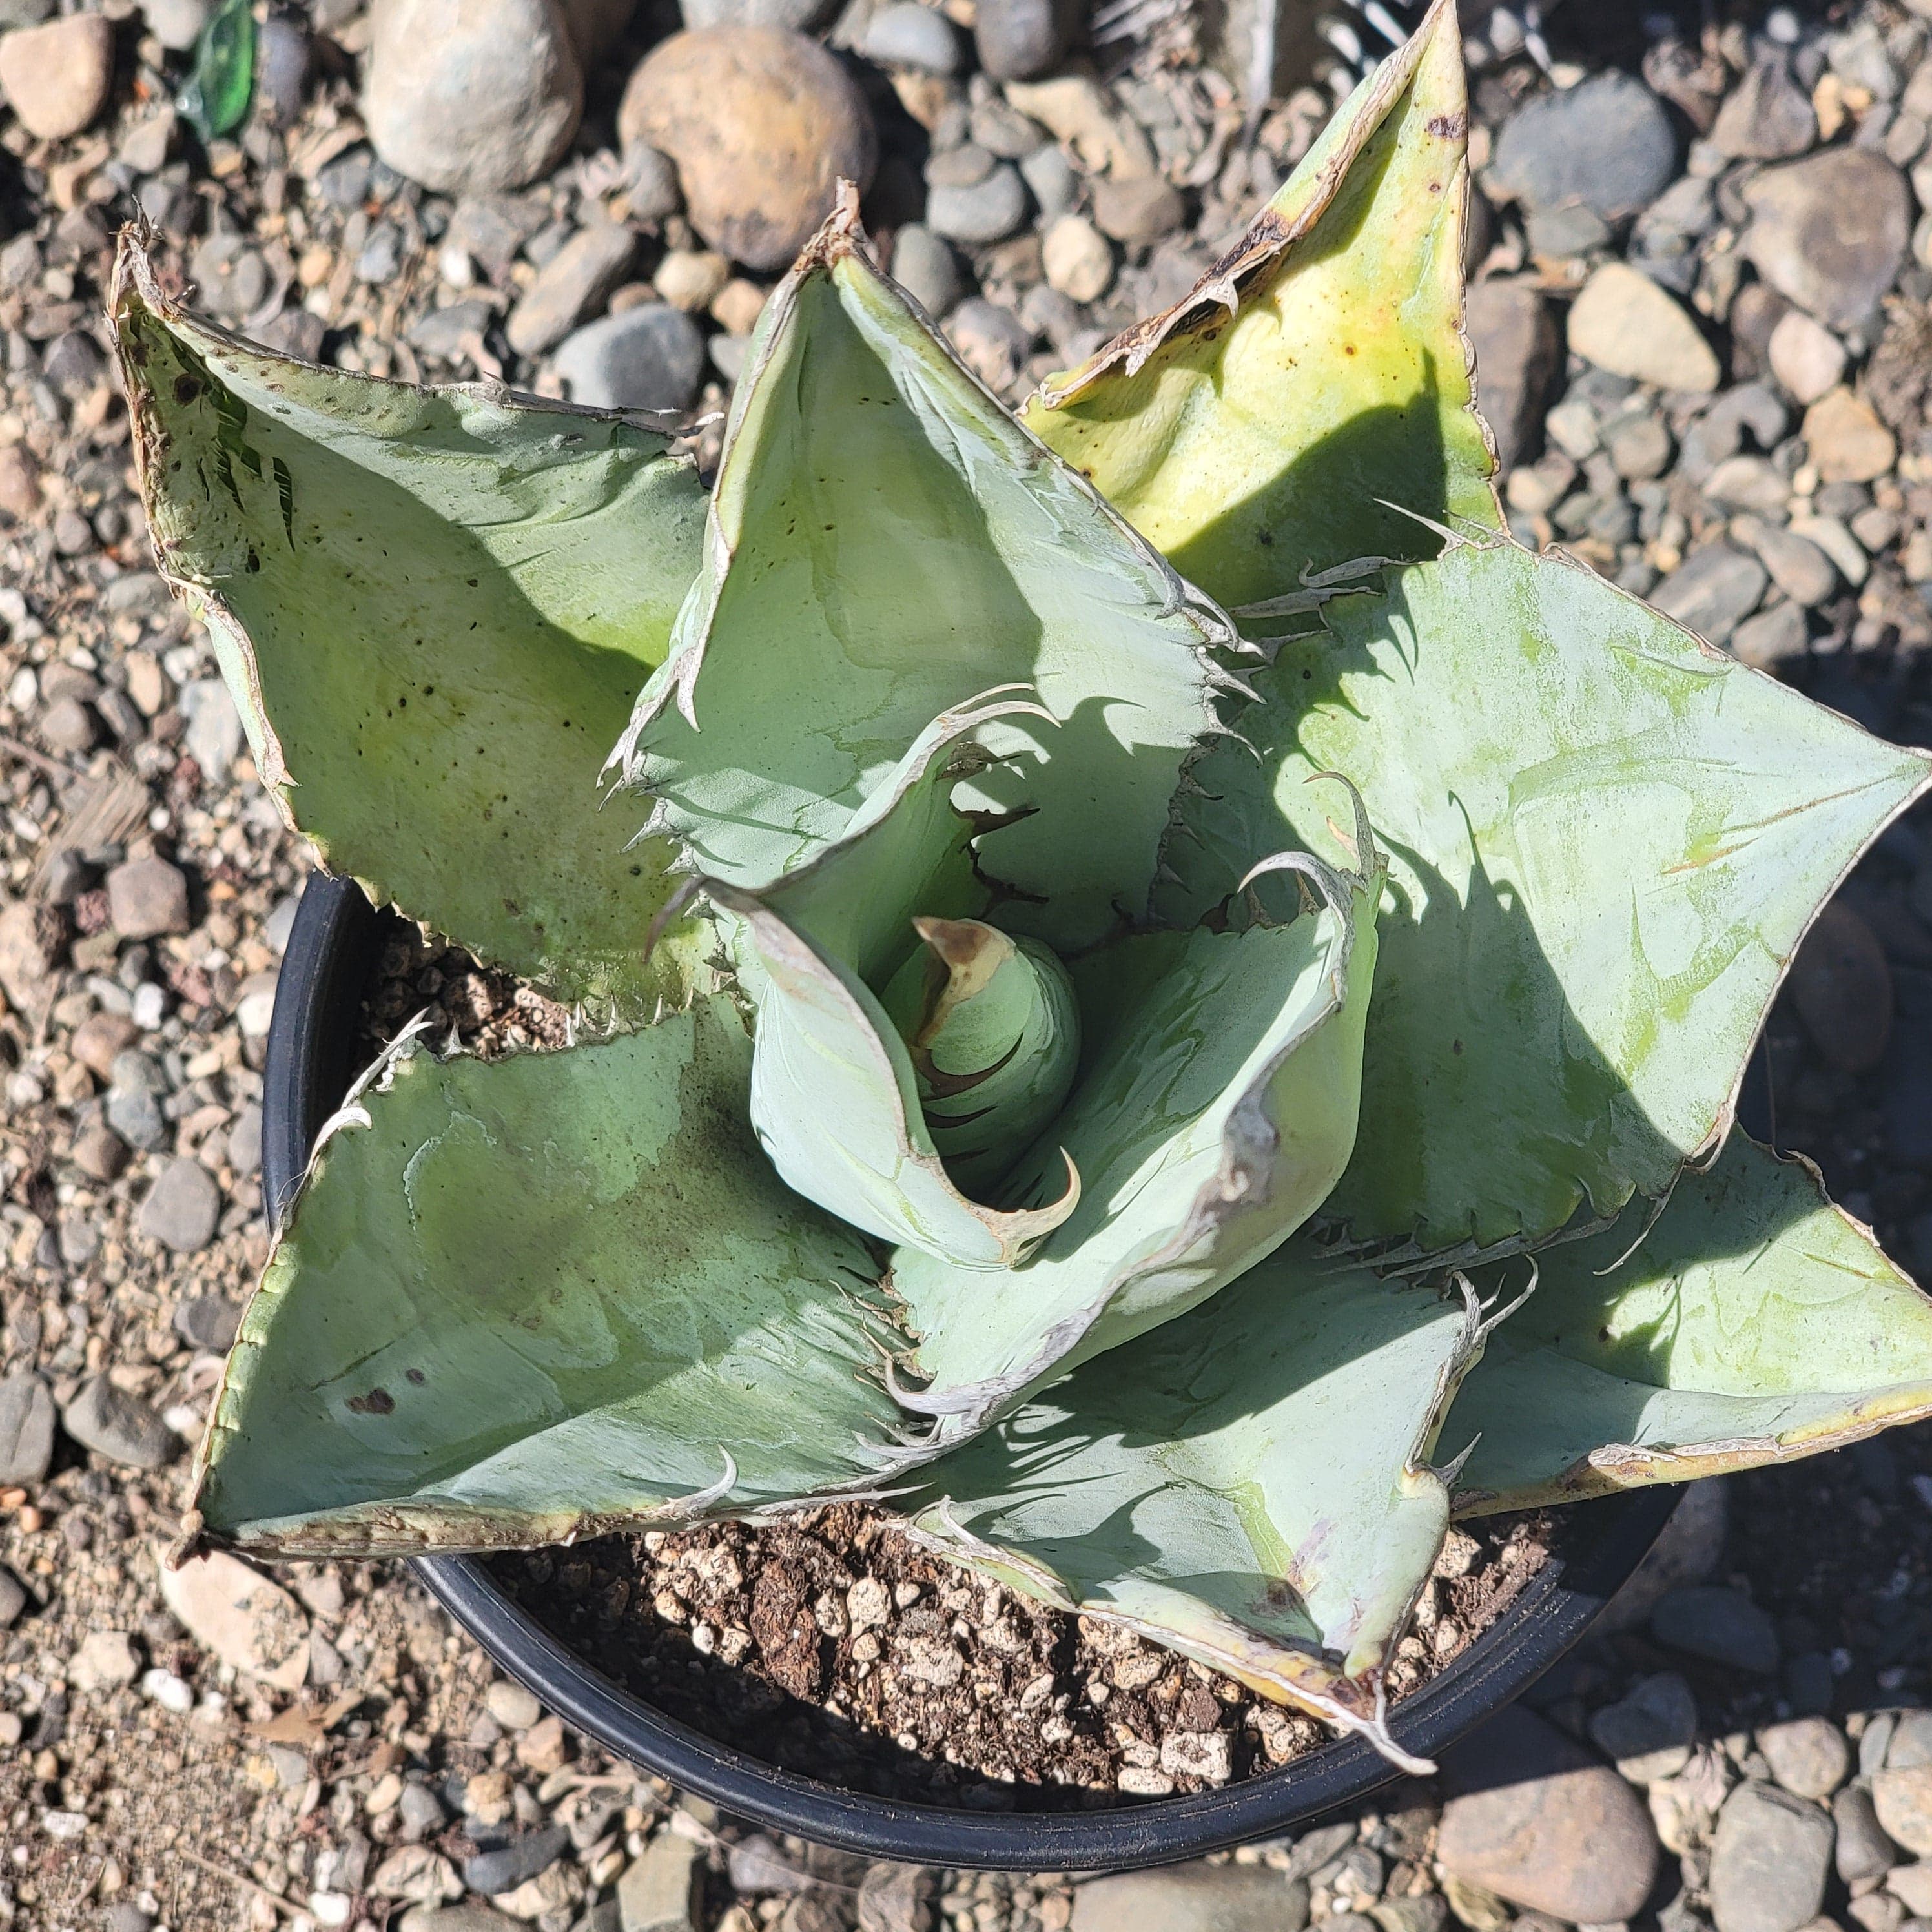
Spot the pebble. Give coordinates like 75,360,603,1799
1743,149,1912,327
616,1831,702,1931
1588,1672,1698,1783
141,0,209,51
69,1629,140,1693
1567,263,1719,393
462,1824,568,1897
1090,173,1186,247
1876,1766,1932,1857
728,1836,814,1893
553,305,706,415
105,856,190,940
856,1864,929,1932
1605,411,1673,480
1489,72,1678,227
1651,545,1770,646
1711,56,1818,159
926,163,1030,246
1436,1707,1660,1923
1803,387,1898,485
40,696,96,754
159,1548,311,1689
181,679,243,788
0,442,39,519
140,1667,192,1713
1069,1865,1310,1931
1758,1718,1852,1801
975,0,1074,81
484,1680,542,1730
1768,311,1848,407
889,224,961,317
947,297,1032,389
1706,456,1791,513
1041,214,1113,303
1710,1782,1834,1932
1838,1783,1900,1882
138,1156,223,1255
0,1565,25,1629
398,1908,524,1932
0,14,113,139
61,1376,174,1471
174,1295,244,1355
0,1370,55,1485
678,0,830,25
510,225,637,360
1743,522,1838,607
618,27,876,272
1019,141,1078,221
654,249,730,312
859,1,961,74
107,1059,167,1153
1466,281,1561,473
1790,899,1893,1076
365,0,582,194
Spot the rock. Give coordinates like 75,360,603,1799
254,15,311,125
1567,263,1719,393
1041,214,1112,303
856,1864,930,1932
728,1835,814,1893
105,856,190,940
71,1010,136,1077
1069,1865,1311,1931
890,225,961,317
138,1157,223,1255
927,163,1029,246
365,0,581,195
1650,545,1769,646
1588,1672,1698,1784
72,1121,132,1181
1768,311,1847,406
484,1680,542,1730
678,0,830,26
975,0,1075,81
653,249,730,312
616,1831,701,1932
1835,1783,1898,1884
0,14,112,139
1464,281,1561,474
553,306,706,415
1020,141,1077,220
1710,1783,1833,1932
69,1629,140,1693
507,223,637,356
0,442,39,519
1437,1707,1660,1922
1605,411,1673,481
1789,900,1892,1075
1742,523,1838,606
0,1372,56,1485
463,1825,567,1897
1756,1719,1851,1802
860,1,960,73
399,1908,523,1932
61,1377,174,1471
0,898,59,1023
141,0,209,51
1711,56,1817,159
180,679,243,787
1652,1585,1781,1674
1743,150,1911,327
1489,72,1678,225
0,1565,26,1629
1803,387,1897,485
1161,1729,1235,1785
39,697,96,755
1878,1766,1932,1857
946,297,1031,389
371,1845,462,1906
173,1295,243,1355
159,1547,309,1689
1091,173,1186,247
1705,455,1790,513
618,28,876,272
1729,600,1809,671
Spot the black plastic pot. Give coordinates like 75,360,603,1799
263,870,1680,1870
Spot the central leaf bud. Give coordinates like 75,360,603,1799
882,917,1081,1197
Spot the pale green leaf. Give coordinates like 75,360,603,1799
1167,536,1932,1257
111,236,708,1012
1020,0,1499,611
190,998,905,1557
613,193,1233,956
909,1249,1475,1766
1448,1134,1932,1515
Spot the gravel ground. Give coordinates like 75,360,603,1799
7,0,1932,1927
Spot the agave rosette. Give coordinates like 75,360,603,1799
114,0,1932,1767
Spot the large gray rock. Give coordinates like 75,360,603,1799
1464,280,1560,474
1437,1707,1660,1923
1489,71,1678,226
553,306,706,415
506,222,638,357
925,163,1029,247
975,0,1078,80
1069,1865,1310,1931
138,1157,223,1255
1743,149,1911,327
1587,1672,1697,1784
62,1375,175,1471
615,1832,701,1931
1650,545,1769,647
1710,56,1817,160
0,1372,56,1486
364,0,583,196
1709,1782,1833,1932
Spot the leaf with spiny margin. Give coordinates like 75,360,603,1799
1447,1135,1932,1516
907,1251,1477,1769
1020,0,1499,611
111,234,708,1013
1164,536,1932,1259
891,845,1379,1443
612,190,1232,957
189,997,905,1557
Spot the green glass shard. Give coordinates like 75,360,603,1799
180,0,257,144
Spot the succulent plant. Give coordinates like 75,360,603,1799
115,0,1932,1770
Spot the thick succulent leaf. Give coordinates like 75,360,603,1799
189,998,905,1556
1169,536,1932,1258
111,236,708,1012
1448,1135,1932,1516
612,190,1233,956
1019,0,1499,611
891,846,1379,1440
908,1251,1477,1767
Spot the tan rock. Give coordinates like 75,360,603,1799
618,28,876,272
653,247,731,312
1767,311,1847,406
1567,262,1720,393
0,15,114,141
1041,214,1111,302
1876,1764,1932,1857
1802,386,1897,484
157,1545,309,1690
710,277,766,335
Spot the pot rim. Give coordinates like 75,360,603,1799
263,869,1679,1870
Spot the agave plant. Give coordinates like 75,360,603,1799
115,0,1932,1770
